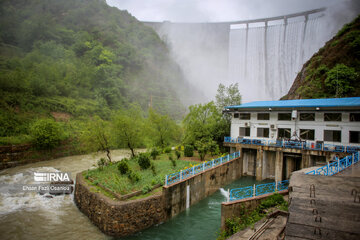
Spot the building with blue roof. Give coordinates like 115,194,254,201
224,97,360,181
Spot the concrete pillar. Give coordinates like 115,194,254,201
301,153,310,169
256,148,263,181
275,151,283,181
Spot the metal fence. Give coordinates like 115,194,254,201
165,151,241,186
306,152,360,176
224,137,360,154
228,180,289,202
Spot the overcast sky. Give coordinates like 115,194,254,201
106,0,351,22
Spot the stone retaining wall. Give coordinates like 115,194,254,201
74,173,166,237
0,142,82,170
220,190,288,230
74,156,244,237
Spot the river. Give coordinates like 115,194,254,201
0,151,269,240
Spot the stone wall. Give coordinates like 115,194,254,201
0,141,82,170
220,190,288,230
74,173,166,237
163,156,243,219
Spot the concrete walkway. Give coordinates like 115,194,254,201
285,163,360,240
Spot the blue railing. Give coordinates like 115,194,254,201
224,137,360,154
165,151,240,186
228,180,289,202
306,152,359,176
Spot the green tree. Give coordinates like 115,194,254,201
80,116,113,162
113,105,145,157
215,83,242,111
147,109,180,148
195,138,217,161
183,101,227,146
325,64,358,97
29,118,64,150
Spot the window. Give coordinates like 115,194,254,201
234,113,239,118
300,113,315,121
278,128,291,139
239,113,251,120
257,113,269,120
239,127,250,137
324,130,341,142
278,113,291,121
349,131,360,143
324,113,341,121
350,113,360,122
257,128,269,138
300,129,315,140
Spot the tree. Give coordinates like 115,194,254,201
29,118,64,150
195,138,217,161
215,83,242,111
325,64,357,97
113,105,145,157
183,101,226,146
147,109,180,148
80,116,113,162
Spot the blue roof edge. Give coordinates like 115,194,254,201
225,97,360,109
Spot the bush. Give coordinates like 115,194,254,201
163,146,171,153
127,170,141,182
150,148,159,160
168,153,176,167
97,158,106,170
150,163,157,176
142,185,152,194
117,159,130,175
29,118,64,149
137,153,151,170
175,150,181,159
184,145,194,157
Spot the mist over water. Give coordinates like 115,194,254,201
141,1,360,103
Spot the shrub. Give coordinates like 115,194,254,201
168,153,176,167
175,150,181,159
29,118,64,149
150,162,157,176
127,170,141,182
142,185,152,194
184,145,194,157
97,158,106,170
163,146,171,153
150,148,159,160
137,153,151,170
117,159,130,175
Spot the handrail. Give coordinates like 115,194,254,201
306,152,359,176
224,137,360,154
165,151,241,186
228,180,289,202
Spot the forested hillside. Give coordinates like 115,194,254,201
0,0,191,140
282,15,360,99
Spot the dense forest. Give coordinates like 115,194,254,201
0,0,194,142
283,15,360,99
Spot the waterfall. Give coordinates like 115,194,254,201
228,14,326,102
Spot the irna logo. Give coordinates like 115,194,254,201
34,172,71,182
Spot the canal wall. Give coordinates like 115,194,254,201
74,173,166,237
74,156,244,237
163,156,243,219
220,190,288,230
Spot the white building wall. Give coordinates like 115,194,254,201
230,111,360,146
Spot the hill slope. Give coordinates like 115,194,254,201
282,15,360,100
0,0,191,137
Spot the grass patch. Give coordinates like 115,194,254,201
84,153,198,196
217,193,288,240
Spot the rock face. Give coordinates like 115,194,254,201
282,16,360,100
74,173,166,237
